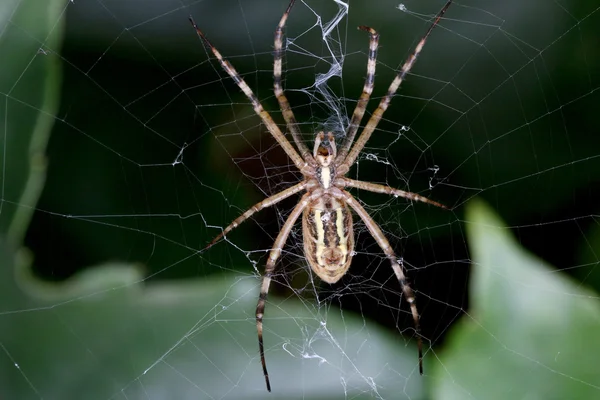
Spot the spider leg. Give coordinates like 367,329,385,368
205,181,309,250
256,192,312,392
340,178,447,209
339,189,424,374
274,0,313,163
335,26,379,163
189,17,308,172
340,0,453,172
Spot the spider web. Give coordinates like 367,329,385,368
2,0,600,399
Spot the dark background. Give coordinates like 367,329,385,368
24,0,600,355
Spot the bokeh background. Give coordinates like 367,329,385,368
2,0,600,398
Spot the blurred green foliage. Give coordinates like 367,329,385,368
2,0,600,398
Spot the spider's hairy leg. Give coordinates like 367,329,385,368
257,192,312,392
340,178,447,209
335,25,379,163
341,0,453,171
204,181,309,250
188,16,307,172
274,0,313,162
339,189,424,374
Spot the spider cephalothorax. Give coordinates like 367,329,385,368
191,0,452,391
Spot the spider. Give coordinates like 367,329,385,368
191,0,451,391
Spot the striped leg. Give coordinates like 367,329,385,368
256,193,311,391
189,17,308,172
341,0,453,171
340,178,447,209
335,26,379,163
340,189,424,374
274,0,313,162
205,181,309,250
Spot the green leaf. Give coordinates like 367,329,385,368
0,0,63,243
432,200,600,399
2,259,427,399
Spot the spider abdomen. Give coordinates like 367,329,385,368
302,196,355,284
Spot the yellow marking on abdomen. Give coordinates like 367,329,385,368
314,210,326,264
336,208,348,258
